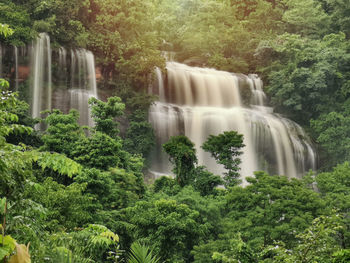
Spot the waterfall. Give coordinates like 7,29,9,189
26,34,98,127
149,62,316,183
69,49,97,126
31,33,52,121
58,47,67,87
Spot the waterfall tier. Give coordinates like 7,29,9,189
149,62,316,183
1,33,98,127
31,33,52,121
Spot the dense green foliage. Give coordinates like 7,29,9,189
163,135,198,186
202,131,245,187
1,0,350,262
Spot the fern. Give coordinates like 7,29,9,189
128,242,160,263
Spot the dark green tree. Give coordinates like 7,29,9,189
316,162,350,248
41,109,83,156
117,199,208,263
29,177,92,231
265,214,344,263
86,0,164,86
257,32,350,125
163,135,197,187
0,2,34,45
192,166,223,196
153,176,181,196
311,110,350,170
123,120,155,158
202,131,245,187
75,167,142,211
223,171,326,250
89,96,125,139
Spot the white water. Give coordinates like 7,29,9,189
28,34,97,127
68,48,98,126
31,33,52,121
149,62,316,184
58,47,67,87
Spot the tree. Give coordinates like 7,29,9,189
86,0,164,86
257,32,350,125
72,131,123,170
192,166,223,196
154,0,283,73
89,96,125,139
311,110,350,169
123,120,155,158
44,224,121,262
322,0,350,37
192,234,258,263
0,23,14,38
153,176,181,196
223,172,326,250
75,167,142,211
29,177,92,231
163,135,197,186
282,0,331,37
265,214,344,263
316,162,350,248
0,3,33,45
202,131,245,187
41,109,84,156
116,199,208,263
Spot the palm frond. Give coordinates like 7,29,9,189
127,242,160,263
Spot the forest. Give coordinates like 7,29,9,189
1,0,350,262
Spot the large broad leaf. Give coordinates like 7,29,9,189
0,246,11,261
0,235,16,250
0,235,16,260
8,243,31,263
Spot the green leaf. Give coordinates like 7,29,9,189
0,235,16,260
0,197,6,215
0,79,9,89
35,152,82,178
2,235,16,251
0,24,14,37
0,246,10,261
128,242,160,263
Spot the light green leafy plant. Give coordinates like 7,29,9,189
128,242,160,263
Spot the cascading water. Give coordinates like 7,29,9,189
27,34,98,127
69,48,97,127
58,47,67,87
149,62,316,183
31,33,52,121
